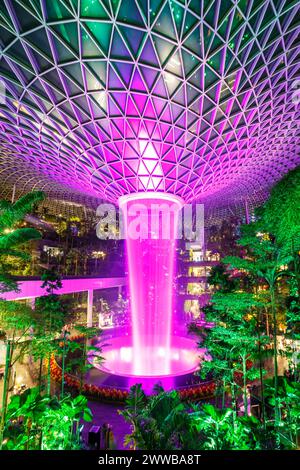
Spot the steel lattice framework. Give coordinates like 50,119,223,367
0,0,299,212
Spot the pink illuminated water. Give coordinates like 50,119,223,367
119,194,183,376
89,335,202,393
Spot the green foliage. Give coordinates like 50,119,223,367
207,264,239,293
0,191,45,292
0,298,42,449
2,388,92,450
119,388,262,450
263,166,300,256
0,228,41,251
61,326,103,392
121,170,300,450
120,386,195,450
195,168,300,446
34,270,75,334
0,191,44,230
119,384,148,449
192,403,259,450
32,270,75,394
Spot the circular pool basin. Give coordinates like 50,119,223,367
87,336,205,393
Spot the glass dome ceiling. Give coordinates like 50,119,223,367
0,0,299,209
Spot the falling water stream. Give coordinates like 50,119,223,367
120,193,182,376
91,193,201,389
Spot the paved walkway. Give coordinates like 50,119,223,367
0,357,36,404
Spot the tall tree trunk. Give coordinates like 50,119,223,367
0,340,12,449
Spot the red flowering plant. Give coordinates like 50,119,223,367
51,355,129,402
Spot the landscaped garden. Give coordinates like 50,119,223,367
0,168,299,451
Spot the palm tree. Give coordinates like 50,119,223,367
0,191,44,448
118,384,147,450
224,222,293,432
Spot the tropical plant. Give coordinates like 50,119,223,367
0,301,40,449
285,276,300,380
0,192,45,449
198,169,300,446
207,264,239,293
264,377,300,448
59,326,103,395
194,288,267,417
191,403,258,450
33,270,74,395
263,166,300,262
120,386,197,450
